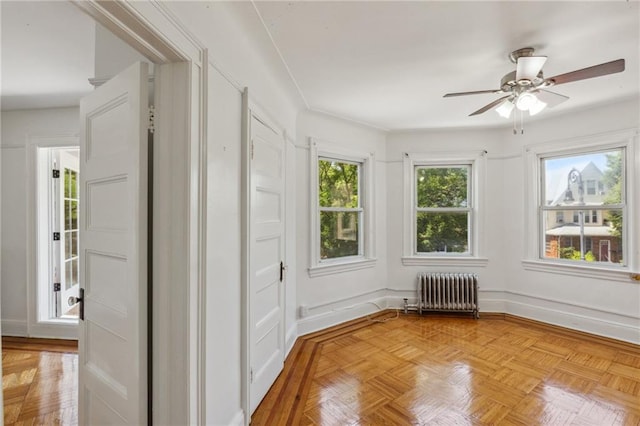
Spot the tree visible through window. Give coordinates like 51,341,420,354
415,166,470,254
318,158,362,260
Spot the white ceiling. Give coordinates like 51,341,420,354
253,1,640,130
1,1,95,111
1,1,638,131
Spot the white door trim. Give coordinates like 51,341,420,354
71,1,207,423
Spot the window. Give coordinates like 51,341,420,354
540,148,625,265
309,139,375,276
402,151,487,266
318,158,361,259
415,166,470,254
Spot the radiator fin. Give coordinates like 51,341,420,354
418,272,478,319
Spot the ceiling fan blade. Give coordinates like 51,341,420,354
548,59,625,85
536,89,569,108
444,89,500,97
516,56,547,81
469,95,511,116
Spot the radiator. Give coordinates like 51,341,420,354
418,272,479,319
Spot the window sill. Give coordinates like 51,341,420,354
401,256,489,267
309,258,377,277
522,259,638,283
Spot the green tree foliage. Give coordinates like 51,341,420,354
319,160,359,259
602,151,623,238
416,167,468,253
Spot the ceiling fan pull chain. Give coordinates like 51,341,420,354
521,110,525,134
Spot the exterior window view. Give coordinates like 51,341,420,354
415,165,471,254
541,149,624,264
318,158,362,260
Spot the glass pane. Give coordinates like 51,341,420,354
416,167,468,208
64,169,71,198
64,200,71,230
65,260,72,288
71,258,79,287
416,212,468,253
318,159,359,208
65,231,72,259
320,211,359,259
70,200,78,230
543,149,623,207
70,170,78,199
71,230,78,257
543,209,623,264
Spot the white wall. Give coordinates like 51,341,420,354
385,127,508,312
501,98,640,343
163,2,303,425
295,110,389,334
206,64,243,426
1,107,79,336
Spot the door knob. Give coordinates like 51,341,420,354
67,288,84,320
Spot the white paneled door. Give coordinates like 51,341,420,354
78,62,148,425
249,113,286,414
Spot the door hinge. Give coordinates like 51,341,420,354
148,105,156,134
250,368,253,383
53,282,61,292
53,232,60,241
251,142,254,160
52,169,60,178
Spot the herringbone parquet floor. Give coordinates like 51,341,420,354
2,338,78,425
252,312,640,425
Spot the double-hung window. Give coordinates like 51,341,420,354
415,165,471,254
525,129,636,278
318,158,362,259
540,148,626,264
402,151,487,266
309,139,375,276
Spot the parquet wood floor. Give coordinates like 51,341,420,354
2,337,78,425
252,312,640,426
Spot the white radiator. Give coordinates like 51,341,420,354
418,272,479,319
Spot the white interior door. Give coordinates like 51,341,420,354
78,61,148,425
58,150,80,316
249,113,286,414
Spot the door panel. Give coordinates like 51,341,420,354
79,61,148,425
250,114,286,414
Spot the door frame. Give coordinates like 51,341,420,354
70,2,208,423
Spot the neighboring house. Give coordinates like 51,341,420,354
544,161,621,262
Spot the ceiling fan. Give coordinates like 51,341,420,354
444,47,625,119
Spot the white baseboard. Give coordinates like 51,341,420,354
28,321,78,340
1,319,28,336
229,409,245,426
295,287,639,345
506,299,640,345
297,292,389,336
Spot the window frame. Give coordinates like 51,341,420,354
309,138,376,277
402,151,488,267
523,129,637,281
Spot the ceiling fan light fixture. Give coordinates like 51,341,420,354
516,92,537,111
529,98,547,116
495,100,514,118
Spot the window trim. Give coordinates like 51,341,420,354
309,138,376,276
402,150,488,266
524,128,638,277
